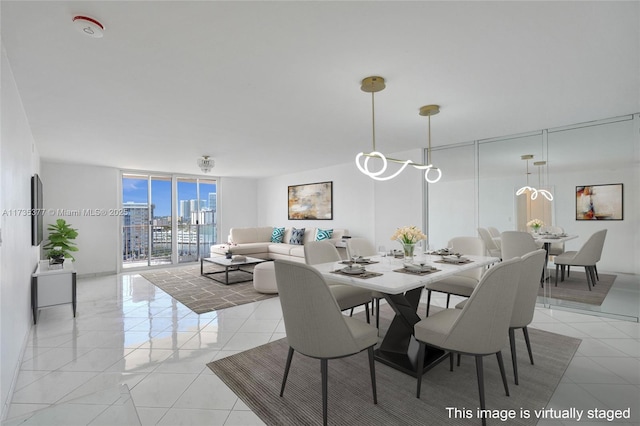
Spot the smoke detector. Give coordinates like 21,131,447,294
73,16,104,38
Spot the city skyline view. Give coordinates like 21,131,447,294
122,177,216,217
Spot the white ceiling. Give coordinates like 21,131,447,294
2,1,638,178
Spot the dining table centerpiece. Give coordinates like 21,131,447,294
527,218,544,234
391,225,427,262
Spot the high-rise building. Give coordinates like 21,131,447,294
123,202,153,260
208,192,217,212
180,200,191,223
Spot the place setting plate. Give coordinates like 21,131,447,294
434,255,473,265
332,265,382,279
393,263,440,276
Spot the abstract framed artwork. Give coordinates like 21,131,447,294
576,183,623,220
288,181,333,220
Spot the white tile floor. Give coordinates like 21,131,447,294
3,269,639,425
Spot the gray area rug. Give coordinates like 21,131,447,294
540,271,616,305
208,304,581,425
141,263,276,314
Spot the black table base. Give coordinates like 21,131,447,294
375,287,448,377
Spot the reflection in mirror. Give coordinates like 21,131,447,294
427,114,638,321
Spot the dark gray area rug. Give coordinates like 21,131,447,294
208,304,581,425
540,271,616,305
141,263,276,314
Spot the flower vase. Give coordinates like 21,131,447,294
531,226,540,235
401,242,416,263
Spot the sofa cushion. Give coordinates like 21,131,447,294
271,227,285,243
289,228,305,245
315,228,334,241
289,245,306,258
268,243,295,256
230,227,273,244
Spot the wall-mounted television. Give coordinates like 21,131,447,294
31,174,43,246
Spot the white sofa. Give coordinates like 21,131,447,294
210,226,349,263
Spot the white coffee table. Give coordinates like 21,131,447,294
200,256,267,285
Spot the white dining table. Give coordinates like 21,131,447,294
314,253,500,377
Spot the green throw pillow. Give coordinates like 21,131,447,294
315,228,334,241
271,227,285,243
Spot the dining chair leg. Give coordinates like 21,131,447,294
589,266,597,287
522,326,534,365
365,302,370,324
457,353,461,367
425,290,432,317
555,264,559,287
567,265,570,277
416,342,426,398
446,293,451,308
584,266,592,291
594,264,599,281
349,308,354,317
496,351,510,397
509,328,519,385
321,358,328,426
367,346,377,404
280,347,295,397
375,297,380,330
475,355,487,426
449,352,454,372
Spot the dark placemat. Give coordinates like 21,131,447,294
434,259,474,265
340,260,380,265
393,267,441,276
331,269,383,279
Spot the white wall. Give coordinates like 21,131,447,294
0,47,41,419
218,177,259,243
40,162,120,277
257,149,424,251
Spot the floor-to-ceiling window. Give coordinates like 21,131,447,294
177,177,217,263
122,173,218,269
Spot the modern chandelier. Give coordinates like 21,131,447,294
515,155,553,201
197,155,215,173
355,76,442,183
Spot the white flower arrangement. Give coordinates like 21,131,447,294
390,226,427,244
526,219,544,229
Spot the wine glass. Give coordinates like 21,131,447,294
351,248,360,263
378,245,387,261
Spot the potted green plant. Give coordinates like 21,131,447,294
43,219,79,261
47,247,65,265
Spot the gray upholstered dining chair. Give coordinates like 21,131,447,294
274,260,378,426
487,227,501,249
345,237,386,329
507,249,546,385
554,229,607,291
477,227,502,258
500,231,540,260
414,257,522,426
305,241,372,321
424,236,486,317
454,250,546,385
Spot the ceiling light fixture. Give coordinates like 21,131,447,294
198,155,215,173
534,160,554,201
355,76,442,183
516,155,553,201
72,16,105,38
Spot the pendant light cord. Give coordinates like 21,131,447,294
371,92,376,152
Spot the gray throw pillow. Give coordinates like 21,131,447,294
289,227,305,245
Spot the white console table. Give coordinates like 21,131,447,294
31,260,76,324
